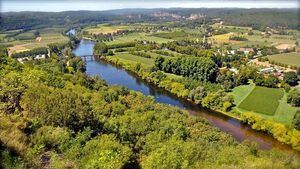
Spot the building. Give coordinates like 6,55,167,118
259,67,275,73
237,47,254,55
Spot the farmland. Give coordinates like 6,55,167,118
267,52,300,67
238,86,284,115
233,85,299,124
89,24,300,126
83,24,130,35
0,27,69,55
112,53,154,67
107,33,172,44
1,7,300,168
210,24,299,49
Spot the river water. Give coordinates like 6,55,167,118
73,39,294,152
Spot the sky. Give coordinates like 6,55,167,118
1,0,299,12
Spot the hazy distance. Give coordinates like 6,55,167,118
1,0,299,12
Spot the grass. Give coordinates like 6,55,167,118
233,84,299,125
113,53,154,67
106,33,172,45
152,31,198,40
266,52,300,67
273,93,299,124
232,83,255,106
84,24,129,35
238,86,284,116
210,33,241,45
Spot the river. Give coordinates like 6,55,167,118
72,39,295,152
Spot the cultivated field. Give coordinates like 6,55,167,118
267,52,300,67
112,53,154,67
210,25,299,49
238,86,284,115
84,24,130,35
1,27,69,55
233,85,298,124
106,33,172,45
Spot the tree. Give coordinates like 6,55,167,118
80,134,132,169
93,42,108,55
264,75,279,88
254,74,265,86
0,72,27,114
283,72,299,86
293,111,300,130
34,30,40,37
188,86,207,105
287,89,300,107
154,56,165,70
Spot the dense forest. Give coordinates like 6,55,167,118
1,8,299,31
1,44,300,168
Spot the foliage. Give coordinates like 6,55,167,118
93,42,108,55
0,47,299,168
79,135,131,169
287,89,300,107
293,111,300,130
283,72,299,86
11,47,48,58
229,35,248,41
242,112,300,151
155,56,217,82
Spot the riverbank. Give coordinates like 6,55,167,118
101,55,240,119
100,55,300,152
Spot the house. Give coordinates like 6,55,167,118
259,67,275,73
227,50,236,55
35,54,46,60
237,47,254,55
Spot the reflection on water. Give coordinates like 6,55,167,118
73,39,296,152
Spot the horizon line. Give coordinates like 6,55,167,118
1,7,299,13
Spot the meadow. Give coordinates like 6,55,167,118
84,24,130,35
266,52,300,67
152,31,200,40
233,85,298,124
112,53,154,67
107,33,172,45
238,86,284,115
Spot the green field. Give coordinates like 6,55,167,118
152,31,199,40
238,86,284,115
233,85,299,124
232,83,255,106
84,24,130,35
106,33,172,45
267,52,300,67
113,53,154,67
1,27,69,54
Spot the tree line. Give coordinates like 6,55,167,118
2,48,300,168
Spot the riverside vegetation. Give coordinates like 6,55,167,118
94,39,300,151
1,8,300,168
1,45,299,168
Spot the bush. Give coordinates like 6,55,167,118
242,112,300,151
32,126,70,151
11,47,48,58
287,89,300,107
283,72,299,86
